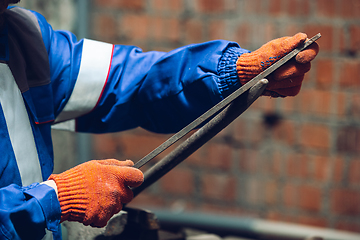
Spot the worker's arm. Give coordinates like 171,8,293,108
0,183,61,240
31,9,317,135
31,9,249,134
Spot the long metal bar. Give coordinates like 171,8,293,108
133,33,321,169
132,79,268,197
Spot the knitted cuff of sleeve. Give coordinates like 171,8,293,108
218,45,249,98
48,170,89,223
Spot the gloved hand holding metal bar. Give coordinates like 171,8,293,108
131,33,321,197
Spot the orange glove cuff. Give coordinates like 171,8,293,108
48,169,89,223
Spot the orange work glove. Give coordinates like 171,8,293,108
48,159,143,227
236,32,319,97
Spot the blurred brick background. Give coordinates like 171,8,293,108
88,0,360,233
20,0,360,235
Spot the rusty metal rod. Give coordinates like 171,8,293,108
132,79,268,197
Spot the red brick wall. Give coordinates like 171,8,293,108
90,0,360,233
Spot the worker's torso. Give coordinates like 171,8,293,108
0,7,54,188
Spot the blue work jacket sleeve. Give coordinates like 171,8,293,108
0,183,61,240
78,42,249,133
32,9,250,134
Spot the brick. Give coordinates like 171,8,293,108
234,118,265,144
165,17,181,43
209,20,226,41
93,13,117,41
300,123,330,150
233,118,249,142
149,15,181,43
283,183,298,207
224,0,239,12
336,91,347,117
314,90,333,115
350,94,360,119
93,134,122,159
233,23,250,48
281,95,297,113
339,59,360,88
152,0,183,12
121,14,150,41
298,185,322,212
244,0,263,14
258,149,284,176
151,16,164,41
256,22,276,43
286,152,309,179
348,158,360,185
95,0,146,10
298,0,310,16
273,119,296,145
248,118,265,144
312,154,330,182
315,58,334,89
270,150,283,175
332,156,345,183
168,0,184,12
264,180,278,205
350,25,360,54
259,150,275,175
339,27,347,54
243,177,262,205
269,0,283,16
316,0,337,17
184,19,203,44
336,126,360,154
252,95,277,112
331,189,360,215
152,0,164,11
205,142,233,170
238,149,259,173
201,173,237,201
299,90,315,113
118,0,146,10
299,89,334,115
305,25,334,52
160,167,195,195
285,0,299,16
339,0,360,18
196,0,225,13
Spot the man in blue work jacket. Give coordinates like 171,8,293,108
0,0,319,239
